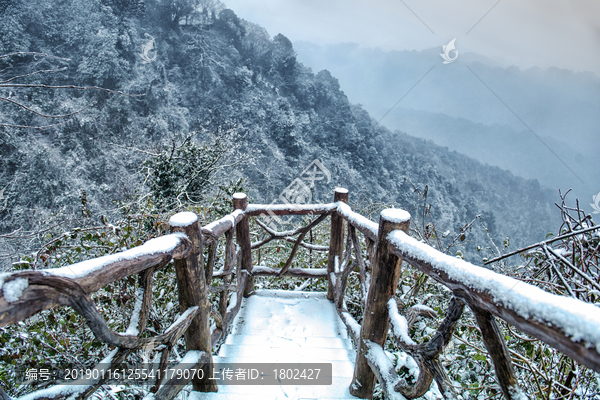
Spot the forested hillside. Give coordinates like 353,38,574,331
295,42,599,207
0,0,560,265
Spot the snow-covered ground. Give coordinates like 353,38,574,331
190,290,358,400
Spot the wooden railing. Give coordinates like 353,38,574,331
1,189,600,400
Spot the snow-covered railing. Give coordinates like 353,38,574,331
6,188,599,400
0,191,339,400
385,227,600,397
1,210,223,399
344,203,600,400
0,233,190,328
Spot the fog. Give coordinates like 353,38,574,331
224,0,600,212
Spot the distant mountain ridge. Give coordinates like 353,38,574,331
294,41,600,209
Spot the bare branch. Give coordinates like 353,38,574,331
0,52,70,61
0,83,145,97
0,67,68,84
0,121,68,130
484,224,600,265
1,96,96,118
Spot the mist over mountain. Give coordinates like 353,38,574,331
294,42,600,208
0,0,563,265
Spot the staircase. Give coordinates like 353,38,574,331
191,290,358,400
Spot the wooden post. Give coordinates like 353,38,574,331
350,208,411,399
472,306,524,399
169,212,217,392
327,188,349,300
233,193,254,297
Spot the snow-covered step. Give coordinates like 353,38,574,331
212,356,355,377
217,343,354,361
219,344,353,363
229,316,349,338
188,375,357,399
190,289,358,399
189,391,356,400
224,332,353,350
227,291,349,339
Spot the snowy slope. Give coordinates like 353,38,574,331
190,290,358,400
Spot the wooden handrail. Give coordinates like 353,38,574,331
202,208,244,243
245,202,338,216
4,189,600,400
0,233,190,327
387,228,600,373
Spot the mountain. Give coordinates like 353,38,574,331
294,42,600,208
0,0,561,267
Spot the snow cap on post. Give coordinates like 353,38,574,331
334,187,349,203
233,192,248,211
169,211,198,228
380,208,411,225
169,212,201,258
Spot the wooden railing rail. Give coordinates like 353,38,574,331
337,203,600,400
0,233,190,327
3,188,600,400
384,228,600,398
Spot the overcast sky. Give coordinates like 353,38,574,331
222,0,600,74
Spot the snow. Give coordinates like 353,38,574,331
245,202,338,214
388,229,600,353
232,192,247,200
393,351,420,380
336,203,379,237
2,277,28,303
226,292,238,313
363,340,406,400
340,311,361,341
43,232,187,279
19,348,119,400
553,248,570,257
213,290,357,399
508,385,529,400
203,209,243,232
229,289,351,340
165,306,199,334
250,264,276,275
381,208,411,224
179,349,205,365
169,211,198,227
19,384,89,400
251,264,327,277
225,214,236,229
124,287,144,336
388,299,416,346
330,272,337,288
411,304,436,316
422,380,443,400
